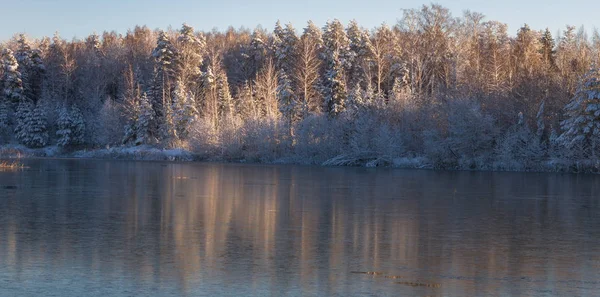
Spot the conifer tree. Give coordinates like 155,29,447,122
151,31,180,121
540,28,556,70
559,67,600,155
177,23,206,93
172,81,198,140
136,92,157,145
278,70,297,132
323,52,347,116
1,49,25,103
346,20,373,87
56,105,85,147
272,21,299,74
216,72,233,120
15,101,48,148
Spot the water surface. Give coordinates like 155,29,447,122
1,159,599,296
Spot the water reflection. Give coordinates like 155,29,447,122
0,160,599,296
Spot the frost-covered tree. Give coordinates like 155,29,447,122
172,81,198,139
272,21,299,74
1,49,25,103
254,59,279,119
321,20,353,116
247,28,269,79
15,100,48,148
278,70,297,134
347,20,373,87
558,67,600,156
293,21,323,113
346,83,364,116
123,92,158,146
235,81,256,119
15,34,45,102
371,24,395,96
495,112,543,170
177,23,206,93
150,31,180,121
323,51,347,116
513,24,542,78
216,72,233,120
322,19,352,71
0,100,10,141
56,105,85,147
136,92,157,145
540,28,556,70
14,99,32,144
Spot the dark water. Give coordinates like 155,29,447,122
1,159,599,297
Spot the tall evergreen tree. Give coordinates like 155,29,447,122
323,52,347,116
278,70,297,132
558,67,600,156
540,28,556,70
172,81,198,140
56,105,86,147
1,49,25,104
216,72,233,119
177,23,206,94
346,20,373,88
15,101,48,148
272,21,299,74
15,34,45,103
150,31,180,121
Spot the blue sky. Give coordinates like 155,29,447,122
1,0,598,41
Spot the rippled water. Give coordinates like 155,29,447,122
1,159,599,296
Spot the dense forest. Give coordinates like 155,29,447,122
2,4,600,171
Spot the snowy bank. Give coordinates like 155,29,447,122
3,143,599,174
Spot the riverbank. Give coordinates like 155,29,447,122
0,144,597,173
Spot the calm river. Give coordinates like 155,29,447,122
1,159,599,296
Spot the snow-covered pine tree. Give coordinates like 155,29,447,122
272,21,285,63
85,33,102,53
235,81,255,120
70,105,85,145
278,70,297,134
346,83,364,116
346,20,373,87
322,19,352,73
272,21,299,74
134,92,157,145
15,34,45,103
172,81,198,140
56,106,72,147
151,31,180,123
558,67,600,156
56,105,85,147
177,23,206,93
248,28,268,77
540,28,556,69
323,51,347,116
159,95,177,145
216,72,233,120
14,99,33,145
322,20,351,117
0,100,10,141
1,49,25,104
495,111,542,170
24,103,49,148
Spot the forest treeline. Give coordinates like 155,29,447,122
2,4,600,171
